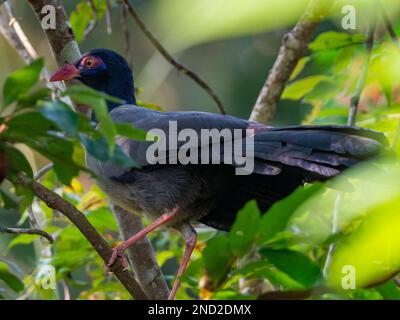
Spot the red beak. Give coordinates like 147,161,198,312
50,64,80,82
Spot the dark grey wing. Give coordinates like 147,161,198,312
101,105,257,178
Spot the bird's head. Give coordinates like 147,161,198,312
50,48,136,111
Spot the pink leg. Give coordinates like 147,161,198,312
108,207,179,269
168,224,197,300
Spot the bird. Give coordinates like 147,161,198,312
50,48,388,300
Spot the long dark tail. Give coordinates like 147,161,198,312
252,125,388,179
200,125,389,231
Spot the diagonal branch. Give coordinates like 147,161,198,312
122,0,226,115
0,225,53,243
249,0,334,124
17,173,148,300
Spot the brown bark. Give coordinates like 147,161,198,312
249,0,334,124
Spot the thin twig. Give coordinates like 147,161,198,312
17,172,148,300
120,1,133,69
105,0,112,35
0,5,35,63
379,1,399,47
347,8,377,126
83,0,98,39
0,225,54,243
249,0,334,124
34,163,53,180
122,0,226,115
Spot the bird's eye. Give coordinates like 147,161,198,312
85,59,93,67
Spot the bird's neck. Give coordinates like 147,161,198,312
104,76,137,112
86,75,137,121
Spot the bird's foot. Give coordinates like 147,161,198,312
107,245,129,272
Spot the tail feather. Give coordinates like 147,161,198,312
253,126,387,178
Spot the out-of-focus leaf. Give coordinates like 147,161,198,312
5,111,55,139
326,197,400,290
0,262,24,292
203,234,232,285
65,84,121,152
257,183,323,244
229,200,260,257
79,134,139,168
260,249,322,287
0,187,19,209
39,101,79,136
115,123,148,141
29,137,82,185
4,145,33,178
86,208,118,232
290,57,310,80
17,88,52,109
375,281,400,300
309,32,365,51
282,75,329,100
2,59,43,108
8,234,37,249
64,84,123,105
70,1,93,43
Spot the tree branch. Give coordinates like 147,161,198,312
120,2,133,69
112,206,170,299
0,225,54,243
0,4,36,64
17,173,148,300
249,0,333,124
121,0,226,115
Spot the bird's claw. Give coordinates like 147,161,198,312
106,245,129,273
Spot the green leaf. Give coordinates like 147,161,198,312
0,262,24,292
282,75,329,100
6,111,55,139
16,88,52,109
8,234,37,249
309,32,365,51
259,249,322,287
115,123,148,141
39,101,79,136
326,197,400,290
28,137,83,185
2,59,44,107
4,145,33,178
0,187,19,209
203,234,233,285
79,134,109,161
257,183,323,244
375,281,400,300
70,1,93,43
64,84,123,104
290,57,310,80
65,84,121,152
229,200,261,257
